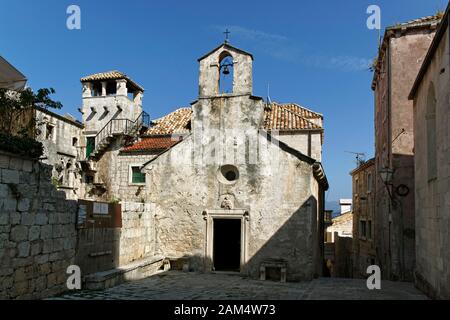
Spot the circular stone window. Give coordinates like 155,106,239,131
217,165,239,185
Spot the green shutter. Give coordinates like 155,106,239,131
86,137,95,157
132,167,145,183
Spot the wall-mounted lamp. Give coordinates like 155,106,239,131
78,108,84,115
379,167,394,185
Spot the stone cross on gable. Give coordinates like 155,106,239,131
224,29,230,44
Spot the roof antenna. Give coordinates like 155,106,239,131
267,83,272,104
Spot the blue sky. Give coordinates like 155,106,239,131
1,0,447,203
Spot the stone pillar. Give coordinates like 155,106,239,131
116,79,128,96
82,82,92,98
134,91,143,106
101,82,107,97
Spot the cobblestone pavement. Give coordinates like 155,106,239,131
51,271,428,300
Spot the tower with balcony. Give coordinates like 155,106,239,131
80,71,147,159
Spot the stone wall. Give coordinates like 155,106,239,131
83,138,155,203
412,27,450,299
145,131,323,281
351,160,376,278
373,27,436,281
0,151,77,299
278,132,322,162
74,201,155,276
35,108,84,200
119,202,156,266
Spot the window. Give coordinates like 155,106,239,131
85,175,94,184
86,137,95,157
368,220,372,239
92,82,102,96
45,124,54,140
426,83,437,181
72,137,78,147
367,173,373,192
360,220,367,239
130,166,146,184
217,165,239,185
106,81,116,96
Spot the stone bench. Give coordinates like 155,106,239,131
260,259,287,283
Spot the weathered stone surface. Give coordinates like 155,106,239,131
0,152,77,300
10,226,28,242
0,155,9,169
0,184,8,197
412,26,450,300
21,214,34,226
35,213,48,226
1,169,20,184
17,242,30,257
28,226,40,241
17,198,31,212
40,225,52,240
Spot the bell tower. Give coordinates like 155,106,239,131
192,42,265,166
197,43,253,97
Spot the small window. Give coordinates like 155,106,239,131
368,220,372,239
92,82,102,96
106,81,116,96
217,165,239,185
46,124,54,140
85,175,94,184
360,220,367,239
86,137,95,157
72,137,78,147
131,166,146,184
367,173,372,192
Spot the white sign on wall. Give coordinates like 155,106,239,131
93,202,109,215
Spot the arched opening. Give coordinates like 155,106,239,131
426,82,437,181
219,51,234,94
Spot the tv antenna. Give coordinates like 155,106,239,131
345,151,366,167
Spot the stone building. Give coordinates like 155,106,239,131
136,42,329,281
350,158,376,278
371,15,441,281
34,107,84,200
408,4,450,299
4,42,328,284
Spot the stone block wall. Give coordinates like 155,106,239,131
0,151,77,299
119,202,155,266
412,27,450,299
74,201,155,276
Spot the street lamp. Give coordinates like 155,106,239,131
379,167,394,185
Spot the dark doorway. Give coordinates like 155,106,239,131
213,219,241,272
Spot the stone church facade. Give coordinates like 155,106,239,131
34,43,328,281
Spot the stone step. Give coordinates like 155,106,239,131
83,255,165,290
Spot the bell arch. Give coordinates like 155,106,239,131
218,51,234,94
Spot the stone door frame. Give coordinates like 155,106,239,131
203,209,249,273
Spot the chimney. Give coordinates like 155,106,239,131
339,199,352,214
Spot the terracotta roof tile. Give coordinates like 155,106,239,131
146,107,192,135
80,70,144,91
127,102,322,152
264,103,323,131
122,136,181,152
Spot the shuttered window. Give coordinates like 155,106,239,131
131,166,145,184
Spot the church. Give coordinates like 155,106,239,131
37,41,328,281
